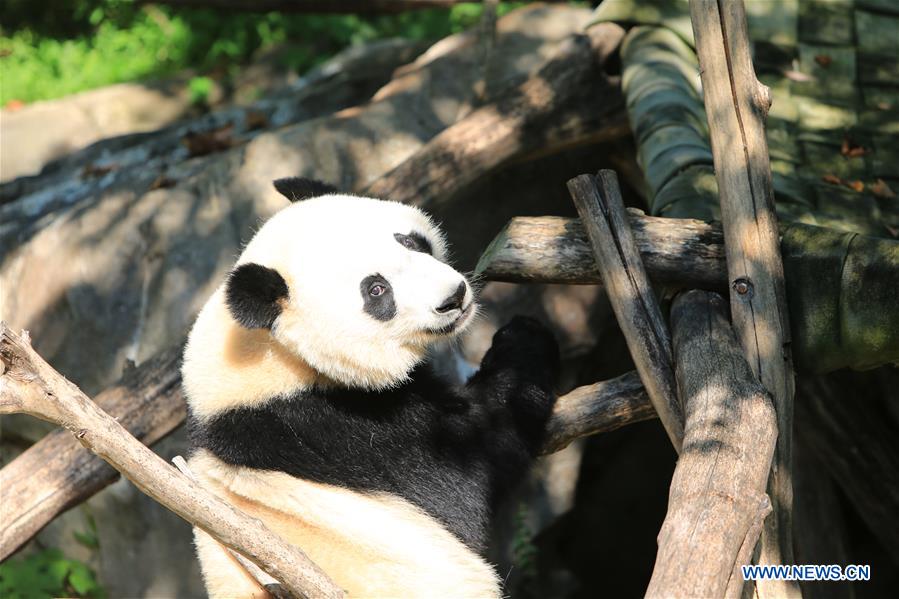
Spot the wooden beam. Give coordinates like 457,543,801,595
647,290,776,599
0,324,344,599
363,22,628,207
567,170,683,451
689,1,797,593
474,214,726,287
541,370,654,455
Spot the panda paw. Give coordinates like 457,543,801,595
480,316,560,383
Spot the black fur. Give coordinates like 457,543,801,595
394,232,432,255
225,263,288,329
189,316,560,551
360,273,397,322
273,177,339,202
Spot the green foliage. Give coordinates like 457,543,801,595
0,1,534,106
511,503,539,590
189,75,215,107
0,548,105,599
72,513,100,551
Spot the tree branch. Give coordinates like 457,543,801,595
0,346,185,560
362,22,628,208
0,323,343,599
567,170,683,451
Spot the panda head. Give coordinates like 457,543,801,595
192,178,476,401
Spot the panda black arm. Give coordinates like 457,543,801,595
465,316,560,455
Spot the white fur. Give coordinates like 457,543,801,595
190,451,501,599
183,195,491,597
184,195,476,419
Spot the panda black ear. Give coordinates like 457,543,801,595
225,263,289,329
273,177,339,202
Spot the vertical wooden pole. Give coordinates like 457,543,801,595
568,170,684,452
647,290,776,599
689,1,798,597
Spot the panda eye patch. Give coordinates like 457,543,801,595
394,232,432,255
360,274,396,321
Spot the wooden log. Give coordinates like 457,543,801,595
474,214,726,288
0,325,656,558
0,324,344,599
567,171,683,451
646,290,777,599
363,22,628,207
541,370,654,454
690,1,797,592
0,346,185,561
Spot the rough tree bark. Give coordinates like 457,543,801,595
363,22,628,207
0,324,344,599
690,2,797,592
474,214,726,287
567,170,683,451
541,370,654,454
646,290,777,599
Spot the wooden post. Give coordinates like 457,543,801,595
567,170,683,452
647,290,776,599
689,1,797,593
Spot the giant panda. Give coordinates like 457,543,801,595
183,178,560,599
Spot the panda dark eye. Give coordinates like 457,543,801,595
369,284,386,297
394,232,432,255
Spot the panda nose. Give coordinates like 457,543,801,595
435,282,467,314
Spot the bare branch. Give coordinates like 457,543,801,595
363,23,628,208
1,346,184,560
0,323,344,599
567,170,683,451
541,370,653,455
